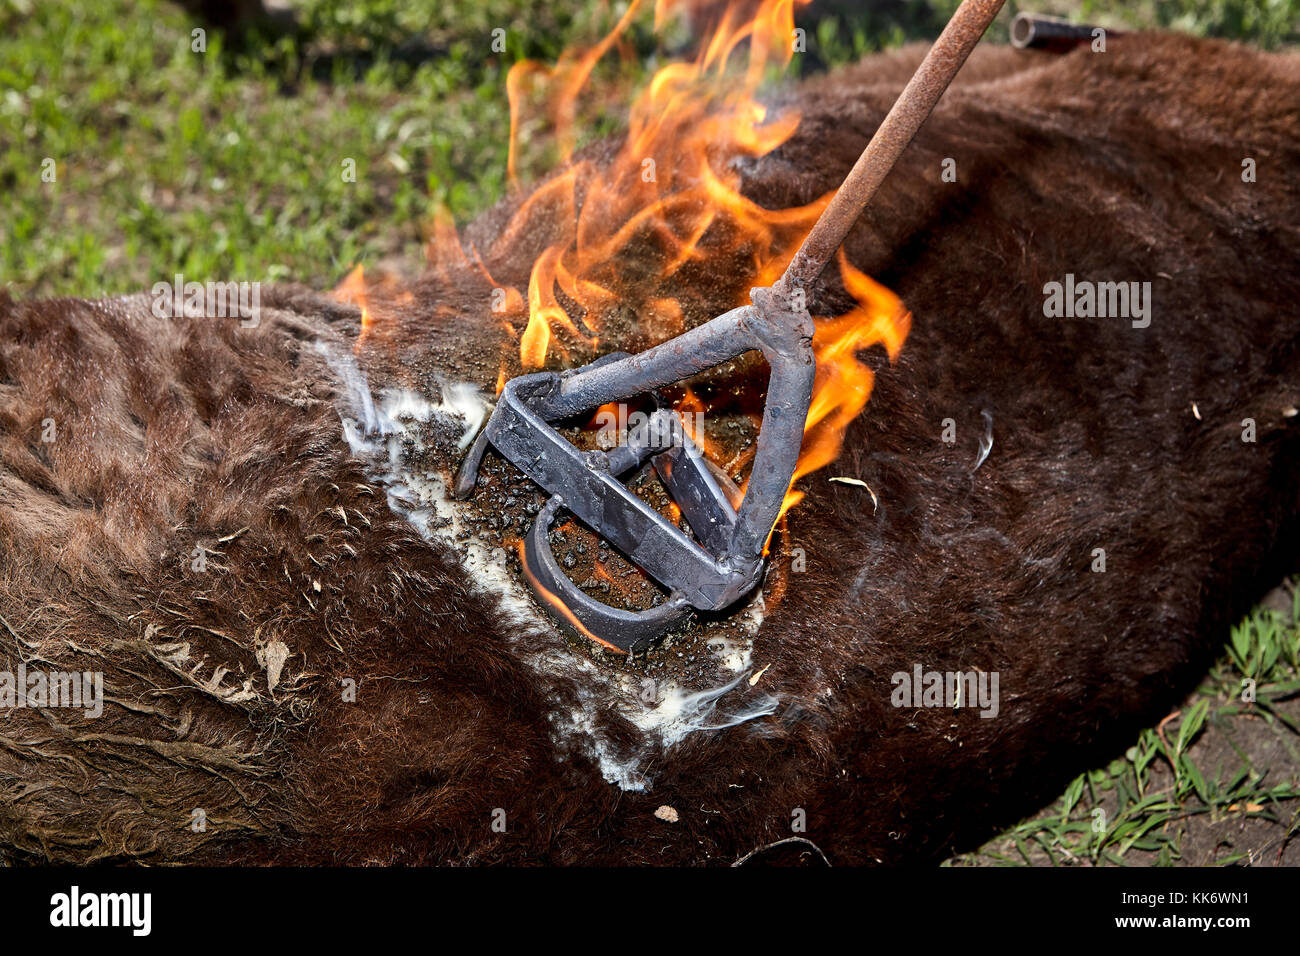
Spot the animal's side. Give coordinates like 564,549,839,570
0,33,1297,865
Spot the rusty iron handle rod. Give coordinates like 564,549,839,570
776,0,1006,295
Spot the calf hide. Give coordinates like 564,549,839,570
1,33,1297,865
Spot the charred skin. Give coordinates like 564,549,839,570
1,34,1298,865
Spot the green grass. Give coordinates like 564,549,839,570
4,0,1295,300
1049,0,1298,46
1,0,1297,864
0,0,660,298
949,590,1300,866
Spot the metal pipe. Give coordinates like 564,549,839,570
543,306,753,418
730,340,816,557
1010,13,1107,51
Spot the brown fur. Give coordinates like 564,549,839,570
1,34,1298,864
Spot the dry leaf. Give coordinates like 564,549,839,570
829,476,878,513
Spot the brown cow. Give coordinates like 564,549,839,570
0,32,1297,864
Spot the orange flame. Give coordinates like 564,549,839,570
780,252,911,519
495,0,910,519
502,0,823,372
515,539,626,653
333,264,373,342
332,264,415,352
426,205,470,281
